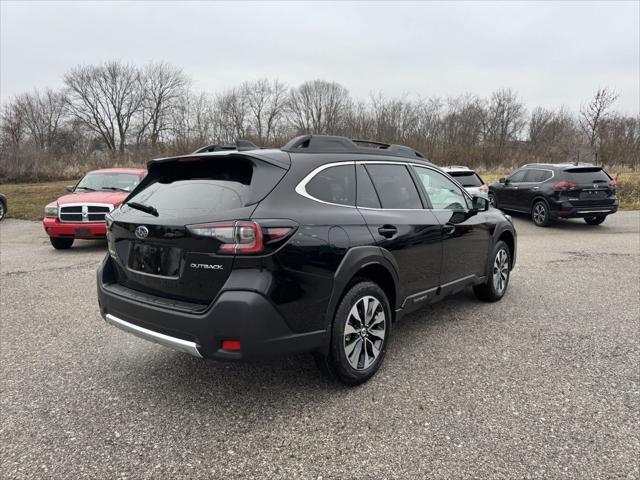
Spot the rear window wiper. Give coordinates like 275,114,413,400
126,201,159,217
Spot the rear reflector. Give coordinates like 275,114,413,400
221,340,241,351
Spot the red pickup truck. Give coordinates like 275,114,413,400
43,168,146,249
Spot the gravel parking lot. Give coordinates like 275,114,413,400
1,213,639,479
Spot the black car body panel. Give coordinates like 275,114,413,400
98,135,517,361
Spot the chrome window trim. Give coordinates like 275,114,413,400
58,202,114,223
295,160,472,211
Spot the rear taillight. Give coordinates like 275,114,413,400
265,227,292,242
609,179,617,189
553,181,577,191
480,184,489,193
188,221,264,254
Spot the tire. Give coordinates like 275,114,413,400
0,201,5,221
315,281,392,386
488,192,497,208
474,240,511,302
584,215,606,225
531,200,551,227
50,237,74,249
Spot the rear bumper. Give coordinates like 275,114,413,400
548,200,618,219
97,258,326,360
43,217,107,238
104,313,203,357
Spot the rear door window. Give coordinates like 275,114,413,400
365,164,423,209
305,164,356,206
356,165,381,208
524,169,553,183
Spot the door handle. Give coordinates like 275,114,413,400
378,225,398,238
442,224,455,235
532,186,540,190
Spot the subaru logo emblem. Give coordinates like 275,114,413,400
134,225,149,239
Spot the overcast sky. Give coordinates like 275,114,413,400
1,1,638,115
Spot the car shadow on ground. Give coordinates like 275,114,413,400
506,210,611,231
100,287,482,418
46,239,107,253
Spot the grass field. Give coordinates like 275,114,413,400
1,180,71,221
1,173,638,221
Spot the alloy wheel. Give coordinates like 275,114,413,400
343,295,386,370
492,248,509,293
533,203,546,224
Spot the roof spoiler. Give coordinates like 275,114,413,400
193,139,259,154
281,135,425,160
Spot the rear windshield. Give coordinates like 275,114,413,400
563,167,611,184
128,158,259,217
449,171,483,187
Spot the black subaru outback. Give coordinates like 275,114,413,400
98,135,517,385
489,163,618,227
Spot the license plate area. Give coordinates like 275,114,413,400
129,243,182,278
75,227,92,237
580,190,606,199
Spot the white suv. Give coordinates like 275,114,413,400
442,166,489,199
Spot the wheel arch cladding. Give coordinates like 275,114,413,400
498,231,515,269
350,264,396,321
325,247,400,329
531,195,549,211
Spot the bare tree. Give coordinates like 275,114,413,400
580,87,619,161
288,80,350,134
241,79,288,145
213,88,248,143
64,61,143,152
14,89,67,150
136,62,190,146
169,91,215,150
0,99,25,149
483,88,526,165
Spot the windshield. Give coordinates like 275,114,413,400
75,173,141,192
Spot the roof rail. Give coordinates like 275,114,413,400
193,139,259,154
281,135,426,160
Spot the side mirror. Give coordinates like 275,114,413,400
472,195,489,212
65,185,75,192
498,177,507,184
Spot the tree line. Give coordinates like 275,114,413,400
1,60,637,181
